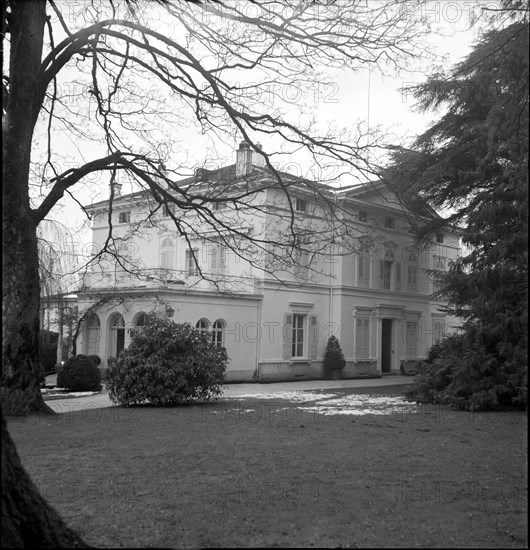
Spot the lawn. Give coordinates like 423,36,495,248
7,385,528,548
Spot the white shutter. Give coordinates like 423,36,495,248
283,314,293,359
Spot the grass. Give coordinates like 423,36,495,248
7,385,528,548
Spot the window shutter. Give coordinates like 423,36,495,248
379,260,385,289
355,319,362,357
283,314,293,359
309,315,318,359
395,262,401,291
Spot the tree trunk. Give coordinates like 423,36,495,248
1,411,92,548
1,0,52,415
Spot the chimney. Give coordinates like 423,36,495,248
252,142,266,168
195,167,209,183
236,141,253,177
112,182,122,197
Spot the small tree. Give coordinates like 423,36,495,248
323,336,346,380
107,315,228,406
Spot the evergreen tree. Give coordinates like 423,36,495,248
323,335,346,379
387,20,528,409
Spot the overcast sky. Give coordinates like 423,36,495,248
42,1,496,254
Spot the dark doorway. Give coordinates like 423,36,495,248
381,319,392,373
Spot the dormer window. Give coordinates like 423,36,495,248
436,233,444,243
358,210,367,223
295,198,307,212
384,217,395,229
118,211,130,223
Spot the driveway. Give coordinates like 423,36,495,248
43,374,414,413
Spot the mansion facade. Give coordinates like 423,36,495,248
75,142,461,382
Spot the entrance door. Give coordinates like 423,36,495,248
381,319,393,373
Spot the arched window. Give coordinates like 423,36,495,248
108,313,126,358
160,238,175,269
212,320,225,347
196,319,210,333
85,314,101,356
135,313,147,327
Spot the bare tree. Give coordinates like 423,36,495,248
1,0,438,545
2,0,435,415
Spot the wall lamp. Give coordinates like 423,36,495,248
165,304,175,318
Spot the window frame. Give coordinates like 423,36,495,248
384,217,395,229
212,319,225,347
185,248,199,276
291,313,306,358
118,211,131,224
295,198,307,213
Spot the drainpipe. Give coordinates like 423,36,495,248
255,297,262,381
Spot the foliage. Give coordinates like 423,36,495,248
323,335,346,377
87,355,101,367
405,332,527,411
389,22,528,410
56,354,102,392
106,315,228,406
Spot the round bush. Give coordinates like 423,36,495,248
106,315,228,406
57,354,102,392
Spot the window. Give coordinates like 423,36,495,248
185,248,199,276
405,322,418,357
135,313,147,327
160,238,175,269
384,217,395,229
108,313,126,358
293,236,310,279
379,248,401,291
118,211,131,223
283,314,317,360
357,243,371,287
433,320,445,345
292,314,305,357
432,256,446,295
355,318,370,359
407,252,418,293
295,198,307,212
210,243,226,272
196,319,210,333
436,233,444,244
358,210,367,223
212,320,225,347
407,264,418,292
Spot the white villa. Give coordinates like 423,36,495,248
75,142,461,382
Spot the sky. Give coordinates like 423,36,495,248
39,0,497,260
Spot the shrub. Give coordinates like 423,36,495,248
87,355,101,367
405,332,527,411
323,335,346,379
56,354,102,392
106,315,228,406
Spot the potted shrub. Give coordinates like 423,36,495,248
323,335,346,380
